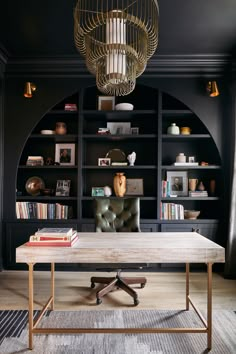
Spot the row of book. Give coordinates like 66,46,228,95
16,202,73,219
160,202,184,220
26,227,78,247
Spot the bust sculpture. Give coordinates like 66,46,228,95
127,151,136,166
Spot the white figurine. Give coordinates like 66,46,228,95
127,151,136,166
103,185,112,197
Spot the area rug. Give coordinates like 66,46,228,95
0,309,236,353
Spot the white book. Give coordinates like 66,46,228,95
35,227,74,236
173,162,199,166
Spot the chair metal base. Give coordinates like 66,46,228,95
90,274,147,306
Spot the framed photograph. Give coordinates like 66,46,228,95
91,187,105,197
98,96,115,111
131,127,139,135
55,180,71,196
166,171,188,196
55,143,75,166
98,158,111,166
107,122,131,135
126,178,143,195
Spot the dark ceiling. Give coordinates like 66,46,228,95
1,0,236,59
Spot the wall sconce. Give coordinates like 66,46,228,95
206,81,219,97
24,82,36,98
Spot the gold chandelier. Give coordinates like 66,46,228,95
74,0,159,96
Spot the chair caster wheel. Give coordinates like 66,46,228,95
91,282,95,288
96,298,102,305
134,299,139,306
141,283,145,288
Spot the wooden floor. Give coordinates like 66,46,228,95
1,270,236,311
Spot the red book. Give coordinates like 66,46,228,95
26,235,79,247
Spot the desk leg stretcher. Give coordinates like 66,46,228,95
27,262,213,350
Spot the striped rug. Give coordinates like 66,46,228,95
0,310,236,353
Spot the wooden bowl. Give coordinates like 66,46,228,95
184,210,200,220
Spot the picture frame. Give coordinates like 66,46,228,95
98,158,111,166
126,178,143,195
91,187,105,197
98,96,115,111
55,180,71,196
107,122,131,135
166,171,188,196
131,127,139,135
55,143,75,166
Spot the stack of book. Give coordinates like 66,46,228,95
189,190,208,197
26,156,44,166
26,227,78,247
160,202,184,220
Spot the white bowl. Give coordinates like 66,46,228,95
115,103,134,111
40,130,55,135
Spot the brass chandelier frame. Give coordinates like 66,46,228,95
74,0,159,96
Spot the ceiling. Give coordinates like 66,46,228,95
1,0,236,60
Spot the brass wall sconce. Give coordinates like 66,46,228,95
24,82,36,98
206,81,219,97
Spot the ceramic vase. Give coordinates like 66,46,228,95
189,178,198,192
197,181,205,191
113,172,126,197
55,122,67,135
209,179,216,196
167,123,180,135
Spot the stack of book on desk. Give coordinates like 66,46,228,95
26,227,78,247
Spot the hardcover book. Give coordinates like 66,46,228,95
35,227,74,236
26,235,79,247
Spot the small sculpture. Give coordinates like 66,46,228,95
103,186,112,197
127,151,136,166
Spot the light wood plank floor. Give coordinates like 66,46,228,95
1,270,236,311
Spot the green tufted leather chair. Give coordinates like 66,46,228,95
90,197,147,306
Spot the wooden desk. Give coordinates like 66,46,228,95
16,232,225,350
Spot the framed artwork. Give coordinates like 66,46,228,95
98,158,111,166
91,187,105,197
55,143,75,166
126,178,143,195
107,122,131,135
98,96,115,111
166,171,188,196
55,180,71,196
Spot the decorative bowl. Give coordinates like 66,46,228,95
25,176,45,196
115,103,134,111
40,188,54,196
40,130,55,135
184,210,200,220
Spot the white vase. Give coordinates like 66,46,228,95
167,123,180,135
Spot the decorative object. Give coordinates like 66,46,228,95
131,127,139,135
45,157,54,166
64,103,77,111
25,176,45,196
176,153,186,163
184,210,200,220
167,123,180,135
113,172,126,197
103,186,112,197
55,143,75,166
188,156,196,163
189,178,198,192
26,156,44,166
200,161,209,166
55,180,71,196
74,1,159,96
127,152,136,166
166,171,188,197
24,82,36,98
106,149,126,163
197,181,205,191
115,103,134,111
98,96,115,111
206,81,219,97
40,130,55,135
55,122,67,135
98,158,111,166
209,179,216,196
92,187,105,197
180,127,191,135
40,188,54,196
126,178,143,195
107,122,131,135
97,128,110,135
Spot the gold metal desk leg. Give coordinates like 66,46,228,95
186,263,190,310
28,263,34,350
207,263,213,350
51,263,55,310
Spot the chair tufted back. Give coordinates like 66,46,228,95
95,198,141,232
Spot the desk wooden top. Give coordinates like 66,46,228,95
16,232,225,264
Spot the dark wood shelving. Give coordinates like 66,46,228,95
161,197,220,201
82,196,157,201
82,165,157,169
18,165,78,169
162,134,211,140
161,109,193,115
82,134,157,140
16,196,77,201
161,165,222,170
